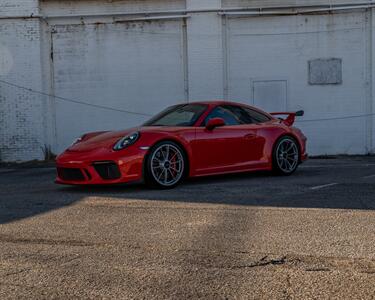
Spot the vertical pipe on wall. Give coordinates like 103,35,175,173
39,18,57,154
365,8,373,153
49,27,58,152
182,18,190,102
39,20,50,153
222,14,229,100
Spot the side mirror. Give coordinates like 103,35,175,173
295,110,304,117
206,117,225,130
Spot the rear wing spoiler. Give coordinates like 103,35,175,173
270,110,304,126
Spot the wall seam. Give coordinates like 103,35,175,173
365,8,373,153
222,14,229,100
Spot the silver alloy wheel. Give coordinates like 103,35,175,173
276,138,299,173
150,144,184,187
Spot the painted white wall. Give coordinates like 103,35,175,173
223,0,371,8
1,0,375,160
40,0,186,17
52,20,186,152
371,8,375,154
186,12,225,100
227,12,372,155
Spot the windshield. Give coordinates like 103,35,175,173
143,104,208,127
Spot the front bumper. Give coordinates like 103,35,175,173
55,147,148,185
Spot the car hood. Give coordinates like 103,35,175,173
66,126,188,152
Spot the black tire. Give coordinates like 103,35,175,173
272,136,300,176
144,141,186,189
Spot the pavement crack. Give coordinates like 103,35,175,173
360,270,375,275
236,255,287,269
305,267,331,272
4,268,31,277
0,234,95,247
283,273,292,300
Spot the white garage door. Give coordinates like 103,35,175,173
227,12,368,155
52,20,186,152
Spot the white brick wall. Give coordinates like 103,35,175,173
0,0,39,17
0,18,45,161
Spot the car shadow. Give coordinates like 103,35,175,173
1,162,374,225
58,167,375,209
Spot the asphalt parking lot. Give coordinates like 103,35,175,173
1,157,375,299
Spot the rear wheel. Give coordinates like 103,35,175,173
273,136,300,175
145,141,186,188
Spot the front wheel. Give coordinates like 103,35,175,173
272,136,300,175
145,141,186,188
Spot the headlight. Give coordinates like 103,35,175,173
113,132,140,151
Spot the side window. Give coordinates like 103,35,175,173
243,108,271,123
223,105,253,124
204,106,241,126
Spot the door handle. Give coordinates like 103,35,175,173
245,133,256,139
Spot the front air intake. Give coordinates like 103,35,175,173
57,168,85,181
92,161,121,180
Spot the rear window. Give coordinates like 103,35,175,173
243,108,271,123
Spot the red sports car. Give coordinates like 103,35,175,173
56,101,308,188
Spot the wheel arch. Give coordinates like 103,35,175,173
142,138,191,182
272,133,302,163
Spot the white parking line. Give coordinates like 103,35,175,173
301,163,375,169
0,167,55,174
362,174,375,179
310,183,339,190
0,169,15,173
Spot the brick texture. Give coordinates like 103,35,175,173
0,18,45,161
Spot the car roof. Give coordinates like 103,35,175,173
189,100,243,106
187,100,274,117
188,100,266,109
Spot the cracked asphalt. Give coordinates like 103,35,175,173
0,157,375,299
